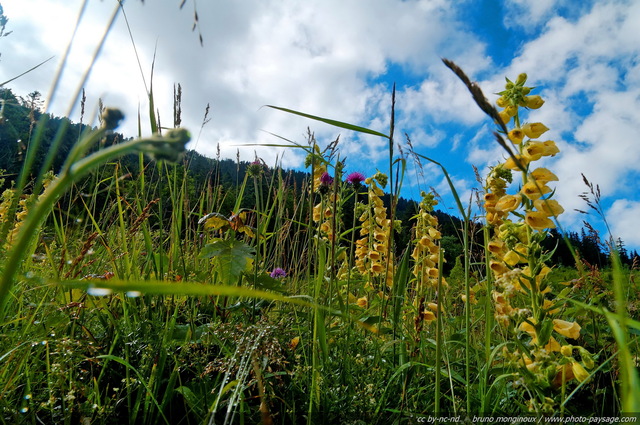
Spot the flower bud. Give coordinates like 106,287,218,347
516,73,528,85
525,95,544,109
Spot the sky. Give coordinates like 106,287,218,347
1,0,639,253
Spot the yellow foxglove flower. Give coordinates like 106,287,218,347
371,262,384,273
505,104,518,117
290,336,300,350
571,362,590,382
356,296,368,308
533,199,565,216
530,167,558,183
523,142,546,161
525,210,556,230
522,122,549,138
490,260,509,275
495,194,521,212
374,231,387,241
428,227,441,239
508,128,525,144
522,181,552,200
545,336,561,352
496,96,508,107
560,345,573,357
553,319,581,339
519,319,536,335
525,95,545,109
488,240,506,257
503,250,522,266
542,140,560,156
553,363,575,387
423,311,436,322
544,299,561,315
498,109,511,124
503,155,530,171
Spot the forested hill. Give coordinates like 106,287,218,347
1,87,636,270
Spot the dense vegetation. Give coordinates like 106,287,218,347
0,8,638,421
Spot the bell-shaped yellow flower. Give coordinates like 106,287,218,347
495,194,521,212
522,181,552,200
488,240,506,257
498,109,511,124
533,199,565,217
522,122,549,138
571,362,590,382
542,140,560,156
356,296,368,308
525,210,556,230
508,128,525,144
503,250,523,266
503,155,530,170
523,142,546,161
553,319,581,339
490,260,509,275
525,95,545,109
529,167,558,183
423,311,436,322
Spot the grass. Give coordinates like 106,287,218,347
0,4,639,424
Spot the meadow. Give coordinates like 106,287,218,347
1,9,639,425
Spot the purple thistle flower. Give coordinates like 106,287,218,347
346,172,366,186
270,268,287,279
319,172,334,186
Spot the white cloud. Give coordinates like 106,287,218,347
608,199,640,249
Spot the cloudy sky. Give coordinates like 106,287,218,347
1,0,639,252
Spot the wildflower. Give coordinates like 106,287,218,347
356,296,368,308
529,168,558,183
498,109,511,124
525,211,556,230
525,95,545,109
495,194,521,212
542,140,560,156
523,141,547,161
346,171,366,187
521,181,552,200
508,128,525,144
503,155,529,171
270,268,287,279
553,319,581,339
423,311,436,322
571,362,590,382
320,172,333,186
289,336,300,350
522,122,549,139
247,160,264,177
533,199,565,217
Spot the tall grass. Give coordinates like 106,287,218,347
0,3,638,424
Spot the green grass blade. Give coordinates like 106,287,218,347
266,105,389,139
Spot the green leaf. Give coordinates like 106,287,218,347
200,239,256,284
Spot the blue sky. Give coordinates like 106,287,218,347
1,0,639,252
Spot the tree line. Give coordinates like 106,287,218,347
1,87,636,274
